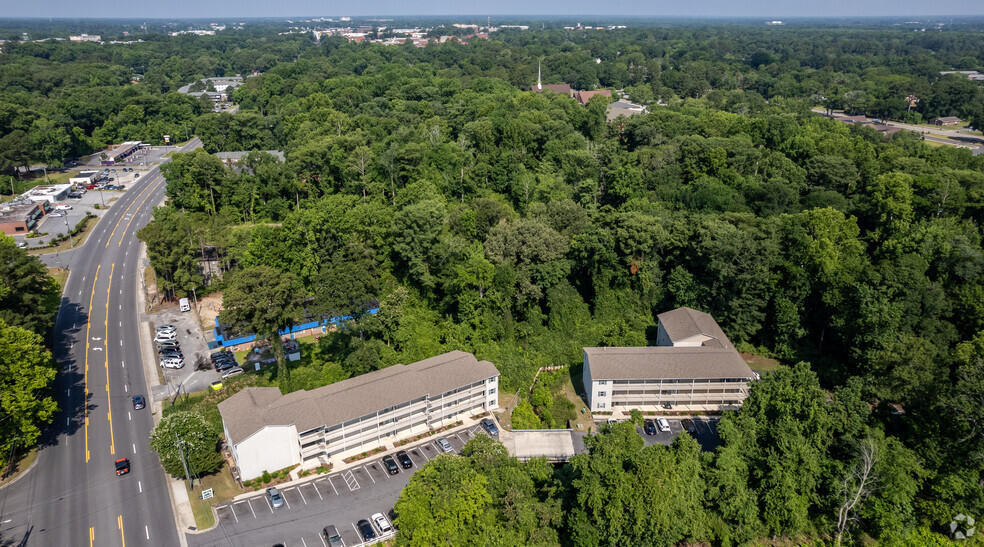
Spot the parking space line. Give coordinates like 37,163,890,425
263,495,274,513
406,451,420,467
297,486,307,505
311,481,324,500
282,490,291,510
326,476,339,495
350,523,360,542
418,447,430,461
362,465,377,484
246,499,257,518
301,538,307,547
320,532,328,546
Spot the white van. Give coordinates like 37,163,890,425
179,297,191,312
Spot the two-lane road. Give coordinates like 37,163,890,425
0,139,202,547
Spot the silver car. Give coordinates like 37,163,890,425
266,487,284,509
435,437,453,453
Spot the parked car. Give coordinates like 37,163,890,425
17,241,28,249
357,519,376,542
481,418,499,436
682,419,698,437
435,437,453,453
115,458,130,476
134,173,140,178
396,450,413,469
162,358,184,369
266,487,284,509
643,419,657,435
382,455,399,475
210,380,223,391
157,342,180,351
322,525,343,547
67,192,83,199
55,204,72,210
160,352,184,361
371,512,393,535
657,417,671,432
214,361,236,372
48,211,65,217
156,324,175,331
154,331,177,341
221,367,244,378
132,395,145,410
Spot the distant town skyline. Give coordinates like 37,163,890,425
6,0,984,19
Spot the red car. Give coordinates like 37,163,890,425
85,184,97,190
115,458,130,476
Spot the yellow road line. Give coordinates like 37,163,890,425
117,515,126,547
83,264,100,463
89,526,94,547
104,175,163,248
105,263,116,456
117,178,165,247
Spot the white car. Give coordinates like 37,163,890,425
55,204,72,210
221,367,244,378
154,331,177,341
162,358,184,369
48,211,65,217
657,417,671,432
371,512,393,535
156,324,176,331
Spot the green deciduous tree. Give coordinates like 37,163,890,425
149,410,223,478
0,319,57,469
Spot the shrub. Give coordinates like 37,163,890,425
261,470,272,484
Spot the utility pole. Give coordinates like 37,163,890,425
175,433,193,491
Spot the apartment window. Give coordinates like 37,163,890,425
488,388,496,395
597,391,606,397
597,380,607,385
596,402,606,409
487,377,496,384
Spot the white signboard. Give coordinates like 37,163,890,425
201,488,214,500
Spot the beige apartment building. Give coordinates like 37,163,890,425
219,351,499,480
583,307,755,413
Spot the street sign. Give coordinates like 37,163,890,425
201,488,214,500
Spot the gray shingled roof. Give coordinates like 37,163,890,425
656,307,733,349
219,351,499,446
584,346,754,381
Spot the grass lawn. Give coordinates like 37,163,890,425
0,446,37,487
187,462,245,529
27,214,100,256
47,267,69,290
741,352,781,373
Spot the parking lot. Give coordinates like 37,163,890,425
192,426,486,547
149,305,217,398
629,416,721,451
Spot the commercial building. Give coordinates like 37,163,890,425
101,141,141,165
218,351,500,480
69,34,101,42
70,171,102,185
583,307,755,413
930,116,962,126
21,184,71,204
0,201,49,235
606,100,647,121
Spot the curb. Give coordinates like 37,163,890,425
0,446,42,491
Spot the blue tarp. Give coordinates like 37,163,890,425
213,308,379,348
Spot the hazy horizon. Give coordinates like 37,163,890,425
4,0,984,20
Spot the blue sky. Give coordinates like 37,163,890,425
6,0,984,19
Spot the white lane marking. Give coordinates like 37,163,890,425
297,486,307,505
128,412,131,420
312,481,323,500
122,360,125,368
327,476,339,495
363,465,377,483
418,447,431,461
120,289,122,294
132,443,136,453
350,523,360,542
1,519,10,524
67,417,70,426
138,481,142,492
320,533,327,547
119,304,121,310
145,525,149,539
119,322,122,327
282,491,291,510
79,290,82,296
67,388,70,397
120,339,123,346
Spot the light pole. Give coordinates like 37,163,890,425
63,218,74,248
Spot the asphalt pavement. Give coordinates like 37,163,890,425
0,139,202,547
189,426,484,547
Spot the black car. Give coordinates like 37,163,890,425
213,355,236,364
132,395,146,410
357,519,376,541
396,450,413,469
214,360,236,372
382,455,399,475
161,351,184,359
682,419,699,437
210,351,232,362
643,419,657,435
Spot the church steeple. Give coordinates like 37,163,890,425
537,61,542,90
